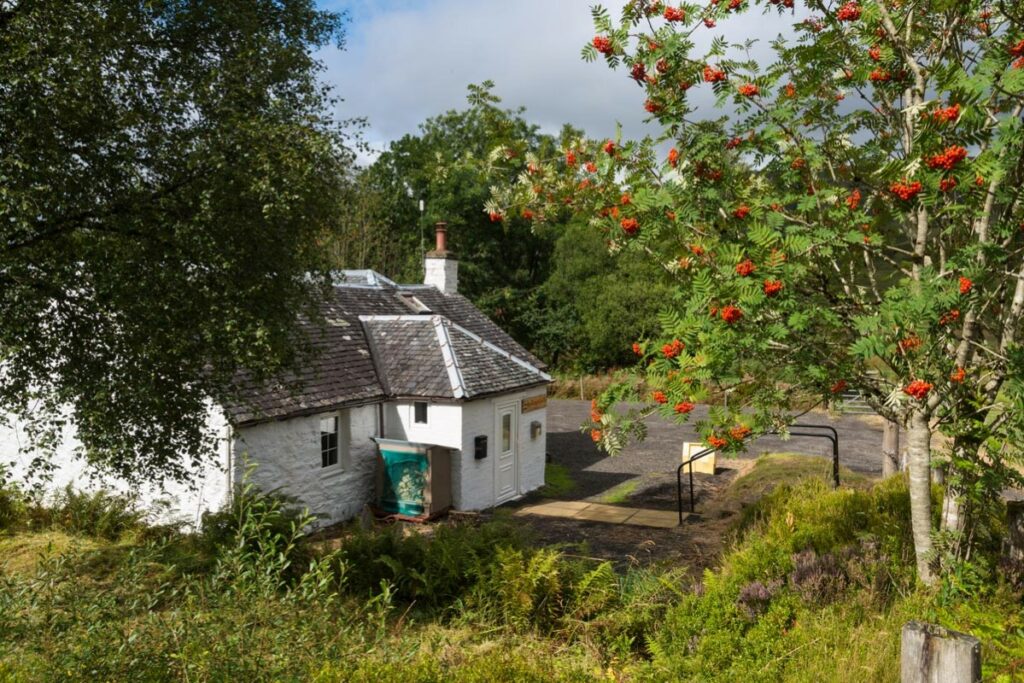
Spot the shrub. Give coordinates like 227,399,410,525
337,518,523,609
30,485,146,540
0,471,26,532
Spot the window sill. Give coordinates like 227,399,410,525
320,464,344,479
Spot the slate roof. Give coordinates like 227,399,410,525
226,272,549,425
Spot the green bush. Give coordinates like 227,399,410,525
0,474,26,532
30,485,146,540
337,518,523,609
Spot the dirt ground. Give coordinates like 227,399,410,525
504,400,886,572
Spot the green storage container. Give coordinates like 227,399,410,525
373,438,452,518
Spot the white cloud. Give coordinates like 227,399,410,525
320,0,800,163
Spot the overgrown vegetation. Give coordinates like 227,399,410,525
1,458,1021,681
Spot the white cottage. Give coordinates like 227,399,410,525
1,224,551,526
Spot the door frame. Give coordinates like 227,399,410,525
493,400,519,505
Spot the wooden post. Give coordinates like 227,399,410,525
883,419,900,477
1007,501,1024,562
901,621,980,683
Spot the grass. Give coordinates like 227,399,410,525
596,479,640,504
1,458,1022,681
538,462,576,498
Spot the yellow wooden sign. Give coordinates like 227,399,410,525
521,395,547,413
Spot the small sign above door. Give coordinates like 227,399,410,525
521,395,547,413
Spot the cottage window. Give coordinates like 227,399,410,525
320,416,339,467
414,401,428,424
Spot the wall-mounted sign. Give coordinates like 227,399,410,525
521,395,547,413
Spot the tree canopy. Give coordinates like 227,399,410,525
490,0,1024,583
0,0,356,483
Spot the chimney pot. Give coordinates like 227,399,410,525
424,221,458,294
434,221,448,253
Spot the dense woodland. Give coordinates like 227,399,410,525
325,84,670,374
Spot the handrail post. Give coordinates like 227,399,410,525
689,462,695,513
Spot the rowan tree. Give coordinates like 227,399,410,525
487,0,1024,584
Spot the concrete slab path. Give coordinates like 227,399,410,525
515,499,682,528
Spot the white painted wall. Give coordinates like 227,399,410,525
1,387,549,525
458,387,547,510
231,403,379,526
0,405,233,527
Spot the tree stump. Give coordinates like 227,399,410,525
901,621,980,683
1007,500,1024,562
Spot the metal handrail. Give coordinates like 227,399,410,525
675,423,841,522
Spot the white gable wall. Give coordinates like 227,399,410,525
458,386,547,511
231,403,378,526
0,405,233,528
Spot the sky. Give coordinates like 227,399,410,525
316,0,798,165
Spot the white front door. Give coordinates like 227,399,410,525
494,402,518,504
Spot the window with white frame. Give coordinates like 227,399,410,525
414,401,428,424
320,416,339,467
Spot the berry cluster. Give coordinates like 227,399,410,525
707,435,728,449
632,342,643,355
668,148,680,167
662,338,684,358
703,65,727,82
565,150,577,166
737,83,759,96
932,104,960,123
729,425,752,440
732,205,750,219
869,69,891,82
763,279,783,296
939,177,957,192
1011,39,1024,57
674,401,695,414
903,380,933,400
939,309,960,325
651,390,668,404
845,188,862,210
719,305,743,323
868,45,881,61
489,211,502,223
959,276,973,294
950,367,966,383
735,259,756,276
603,140,616,155
926,145,968,171
898,335,922,353
836,2,861,21
593,36,614,55
663,6,685,21
621,217,639,235
630,62,646,82
889,179,923,201
644,99,663,113
830,380,848,394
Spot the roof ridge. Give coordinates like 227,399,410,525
432,316,466,399
358,318,392,397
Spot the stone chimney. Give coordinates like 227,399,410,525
424,221,458,294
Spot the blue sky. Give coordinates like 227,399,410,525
315,1,796,164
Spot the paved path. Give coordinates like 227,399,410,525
515,499,682,528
